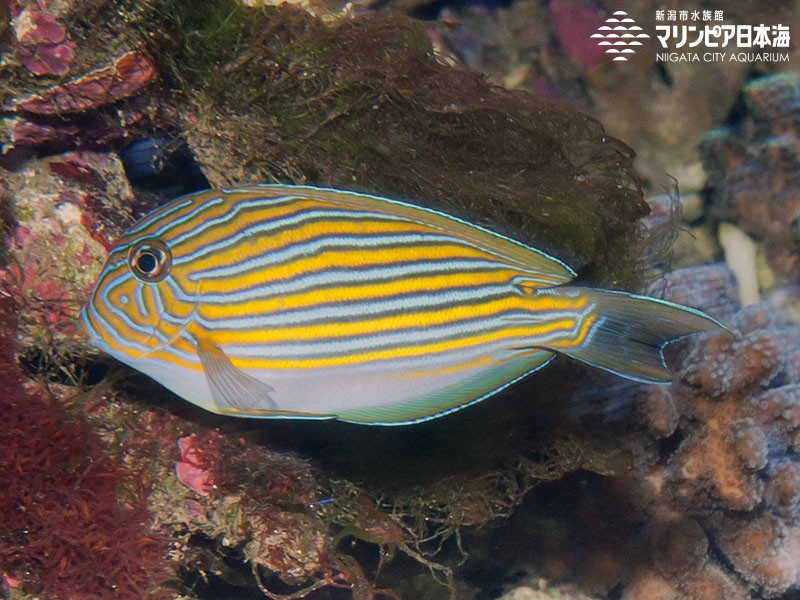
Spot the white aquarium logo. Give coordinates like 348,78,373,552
655,8,791,63
591,8,791,64
590,10,651,62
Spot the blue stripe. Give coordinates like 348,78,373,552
235,184,577,276
190,233,476,281
224,309,582,360
171,258,513,304
130,196,226,241
193,283,511,329
125,198,196,237
172,205,412,262
169,195,306,249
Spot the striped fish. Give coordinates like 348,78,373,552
81,184,725,425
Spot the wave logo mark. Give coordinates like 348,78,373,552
591,10,651,61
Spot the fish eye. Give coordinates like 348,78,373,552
128,238,172,282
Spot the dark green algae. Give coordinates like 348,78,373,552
61,0,655,289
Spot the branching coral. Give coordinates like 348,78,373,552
491,263,800,599
627,275,800,598
702,70,800,280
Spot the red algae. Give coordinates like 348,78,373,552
0,295,172,598
548,0,608,69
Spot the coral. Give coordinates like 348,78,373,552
482,263,800,599
640,277,800,597
710,512,800,598
764,460,800,508
423,0,800,184
7,2,800,599
1,2,161,158
702,70,800,280
0,3,673,597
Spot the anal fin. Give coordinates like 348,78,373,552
219,406,337,420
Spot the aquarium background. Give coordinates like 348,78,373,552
1,1,799,599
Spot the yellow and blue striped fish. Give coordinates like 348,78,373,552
81,184,724,425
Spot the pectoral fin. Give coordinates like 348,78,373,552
195,337,336,420
196,337,277,412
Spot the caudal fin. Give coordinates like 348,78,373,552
552,286,728,383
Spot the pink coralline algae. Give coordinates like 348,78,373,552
3,47,157,156
1,150,135,347
5,117,80,149
13,6,76,76
176,434,216,496
12,50,156,115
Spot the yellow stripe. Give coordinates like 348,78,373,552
181,241,499,294
225,321,573,369
545,310,598,349
120,190,294,243
195,268,519,318
112,305,595,372
185,216,436,272
199,294,586,344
